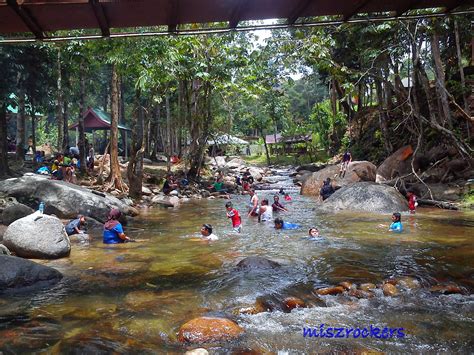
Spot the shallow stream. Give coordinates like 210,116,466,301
0,178,473,353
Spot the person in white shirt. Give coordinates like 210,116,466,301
201,224,218,241
258,198,273,222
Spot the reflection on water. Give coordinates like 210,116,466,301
0,189,473,353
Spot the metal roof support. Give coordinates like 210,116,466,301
229,0,251,29
343,0,371,21
445,0,466,12
89,0,110,37
168,0,179,33
287,0,312,25
395,0,423,17
6,0,45,39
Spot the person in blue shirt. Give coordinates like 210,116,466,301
389,212,403,232
274,218,300,230
65,215,86,236
103,208,131,244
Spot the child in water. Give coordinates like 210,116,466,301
284,193,292,201
407,191,418,213
389,212,403,233
308,227,320,238
225,202,242,233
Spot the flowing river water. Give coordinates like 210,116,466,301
0,171,473,353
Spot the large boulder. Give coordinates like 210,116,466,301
376,145,413,183
0,174,137,221
320,182,408,213
1,203,34,225
236,256,281,271
3,213,71,259
178,317,244,343
296,163,326,173
0,255,62,292
301,161,376,196
225,158,245,169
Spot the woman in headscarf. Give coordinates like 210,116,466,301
103,208,130,244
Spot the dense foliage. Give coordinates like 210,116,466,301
0,14,472,183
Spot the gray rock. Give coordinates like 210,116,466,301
236,256,281,271
0,255,62,292
0,174,137,222
321,182,408,213
3,213,71,259
69,233,91,243
296,163,326,172
1,203,34,225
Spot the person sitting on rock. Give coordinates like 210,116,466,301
389,212,403,233
162,174,178,195
103,208,131,244
274,217,300,230
258,199,273,222
320,178,335,201
65,215,86,236
201,224,218,241
272,195,288,212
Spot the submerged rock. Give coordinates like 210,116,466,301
235,256,280,271
320,182,408,213
338,281,354,290
382,283,399,297
0,255,62,292
315,286,345,296
1,203,34,226
3,213,71,259
178,317,244,343
283,297,306,311
348,289,375,299
359,283,376,291
429,284,465,295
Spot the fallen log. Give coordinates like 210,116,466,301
418,198,458,210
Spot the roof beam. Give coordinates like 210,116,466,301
444,0,466,12
6,0,45,39
89,0,110,37
343,0,371,21
287,0,312,25
168,0,179,33
229,0,251,29
395,0,423,17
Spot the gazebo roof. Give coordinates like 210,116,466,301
1,0,472,42
69,107,131,132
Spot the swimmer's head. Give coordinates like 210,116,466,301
261,199,269,206
225,202,233,210
274,195,280,201
392,212,401,223
274,218,284,229
201,224,213,236
308,228,319,237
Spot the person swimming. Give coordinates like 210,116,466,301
389,212,403,232
201,224,218,241
274,217,300,230
308,227,320,238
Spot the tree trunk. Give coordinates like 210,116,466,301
375,75,393,154
261,128,271,166
56,48,64,152
454,19,470,115
127,91,144,198
16,89,26,160
431,31,452,128
165,93,171,172
78,61,87,175
63,100,69,149
0,104,10,176
31,105,37,170
107,64,127,192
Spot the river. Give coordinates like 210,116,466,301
0,174,473,353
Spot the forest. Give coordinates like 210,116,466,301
0,14,472,197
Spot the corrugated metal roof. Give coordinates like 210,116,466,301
1,0,472,41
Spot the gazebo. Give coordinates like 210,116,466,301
69,107,131,157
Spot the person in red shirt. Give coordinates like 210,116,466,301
225,201,242,233
407,190,418,213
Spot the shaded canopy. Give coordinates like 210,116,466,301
69,107,130,133
1,0,471,41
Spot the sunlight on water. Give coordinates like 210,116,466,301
0,185,473,352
